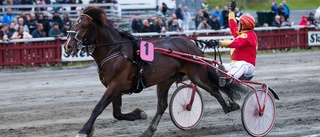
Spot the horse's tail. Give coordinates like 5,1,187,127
207,66,250,100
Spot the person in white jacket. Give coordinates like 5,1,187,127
11,25,33,39
182,6,192,31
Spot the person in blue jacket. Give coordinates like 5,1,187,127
282,0,290,20
2,8,15,25
211,6,223,27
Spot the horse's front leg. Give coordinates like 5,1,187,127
76,88,119,137
140,81,173,137
112,93,147,121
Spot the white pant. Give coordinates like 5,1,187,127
223,61,255,79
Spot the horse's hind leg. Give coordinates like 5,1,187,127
112,94,147,121
140,79,175,137
187,67,233,113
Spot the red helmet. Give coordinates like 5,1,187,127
239,14,255,29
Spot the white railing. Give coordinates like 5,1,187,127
0,3,119,19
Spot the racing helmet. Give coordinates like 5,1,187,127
239,14,255,30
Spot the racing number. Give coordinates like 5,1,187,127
140,41,154,62
144,42,149,55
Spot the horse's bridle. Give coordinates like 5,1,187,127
67,14,90,51
66,13,140,67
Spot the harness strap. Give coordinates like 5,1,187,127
120,53,138,65
99,52,121,67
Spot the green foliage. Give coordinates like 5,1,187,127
207,0,319,11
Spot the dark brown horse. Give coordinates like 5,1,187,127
64,6,243,137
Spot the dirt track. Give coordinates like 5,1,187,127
1,51,320,137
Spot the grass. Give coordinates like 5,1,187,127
207,0,319,11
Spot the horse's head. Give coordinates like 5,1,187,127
64,6,107,55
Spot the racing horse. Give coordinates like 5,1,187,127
64,6,244,137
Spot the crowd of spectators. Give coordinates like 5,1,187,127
130,2,245,33
1,0,319,39
270,0,318,27
0,8,72,41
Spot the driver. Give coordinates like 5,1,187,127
217,0,257,87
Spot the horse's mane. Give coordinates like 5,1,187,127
83,6,113,26
82,6,138,41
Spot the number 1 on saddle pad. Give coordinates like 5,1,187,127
140,41,154,62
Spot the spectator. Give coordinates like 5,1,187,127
271,1,278,14
222,6,229,28
43,15,55,36
281,16,291,27
3,0,13,5
169,19,182,32
61,22,71,36
52,11,63,30
156,6,165,19
197,17,211,30
7,22,15,39
201,0,209,9
161,2,168,16
282,0,290,20
182,6,192,31
307,12,318,26
62,13,72,27
34,8,41,20
208,16,220,30
12,25,33,39
195,9,204,29
31,23,45,38
234,7,243,18
212,6,223,27
26,14,38,34
36,0,48,11
141,20,152,33
49,22,63,37
156,13,165,22
15,17,30,33
175,4,184,27
19,12,27,23
167,13,177,29
277,4,285,17
147,14,154,25
0,24,9,40
2,8,15,25
37,14,45,24
299,15,310,26
131,14,142,33
271,15,281,27
202,7,210,19
11,18,18,26
153,19,166,33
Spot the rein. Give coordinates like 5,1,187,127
78,39,139,49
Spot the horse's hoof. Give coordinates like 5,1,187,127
75,134,87,137
223,102,240,114
140,110,147,120
230,102,240,111
134,108,147,120
140,129,153,137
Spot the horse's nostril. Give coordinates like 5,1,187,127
67,45,72,50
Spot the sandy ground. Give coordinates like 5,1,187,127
1,51,320,137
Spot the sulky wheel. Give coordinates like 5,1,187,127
241,89,276,137
169,85,204,130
